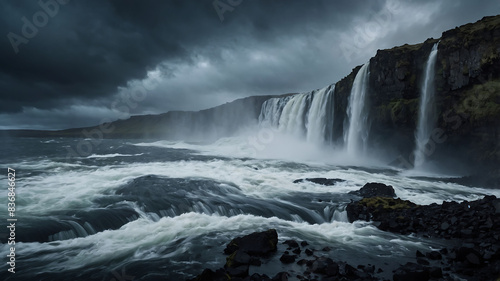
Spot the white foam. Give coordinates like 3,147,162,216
5,159,89,171
86,153,144,158
2,212,423,272
9,153,500,216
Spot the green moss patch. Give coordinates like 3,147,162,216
441,16,500,51
456,80,500,121
375,98,419,125
359,197,418,210
396,59,410,68
389,42,423,52
389,98,419,122
225,251,237,268
480,49,499,66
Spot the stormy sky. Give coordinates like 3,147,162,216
1,0,499,130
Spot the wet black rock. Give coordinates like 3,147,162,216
250,273,271,281
293,178,345,186
296,259,307,266
429,267,443,278
453,247,484,267
271,272,289,281
225,250,262,268
426,251,442,260
279,253,296,264
346,195,500,241
225,265,249,278
188,228,388,281
345,197,417,224
283,239,299,248
416,258,430,265
349,182,396,198
224,229,278,256
393,262,430,281
189,268,230,281
190,193,500,281
346,195,500,280
310,257,337,275
189,229,278,281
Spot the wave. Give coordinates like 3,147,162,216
9,156,500,219
86,153,144,159
1,212,430,275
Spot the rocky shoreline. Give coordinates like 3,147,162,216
188,182,500,281
346,183,500,280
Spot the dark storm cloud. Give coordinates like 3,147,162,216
0,0,498,129
0,0,188,113
0,0,372,113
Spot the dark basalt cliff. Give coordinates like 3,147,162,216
333,15,500,173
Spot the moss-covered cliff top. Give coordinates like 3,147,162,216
375,15,500,56
441,15,500,47
445,15,500,36
375,42,423,57
392,42,423,51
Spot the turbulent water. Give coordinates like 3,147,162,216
414,43,439,167
1,136,499,280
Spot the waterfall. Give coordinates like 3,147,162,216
344,62,370,156
414,43,439,167
259,95,293,127
279,93,311,138
258,84,335,144
306,85,335,144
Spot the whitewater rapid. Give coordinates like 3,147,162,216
1,137,498,280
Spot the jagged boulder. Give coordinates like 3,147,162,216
293,178,345,186
190,229,278,281
346,197,417,223
349,182,396,198
393,263,430,281
224,229,278,256
188,268,229,281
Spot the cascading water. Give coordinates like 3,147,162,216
413,43,439,168
258,95,293,127
258,84,335,144
278,93,311,137
344,62,370,156
306,85,335,144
